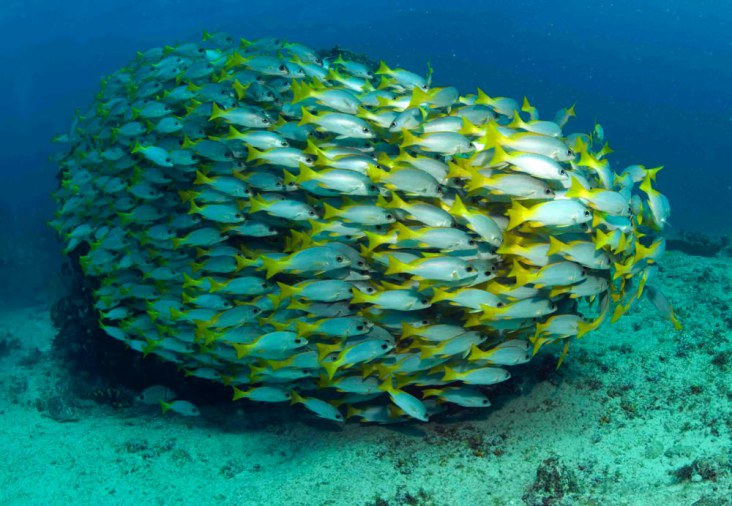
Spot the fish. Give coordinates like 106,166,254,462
160,400,200,417
138,385,177,405
51,33,675,424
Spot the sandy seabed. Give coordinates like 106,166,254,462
0,250,730,506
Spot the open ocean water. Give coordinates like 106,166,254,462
0,1,730,504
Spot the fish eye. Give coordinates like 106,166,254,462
390,122,397,128
482,399,489,405
421,320,429,326
567,149,574,157
198,48,205,53
366,287,375,294
278,65,287,72
305,156,315,163
496,302,504,308
381,343,389,350
468,239,476,246
280,141,289,147
559,169,567,176
465,266,474,273
235,213,243,219
356,325,365,331
308,210,316,216
368,185,378,191
295,338,305,344
253,307,261,314
421,298,429,305
361,127,370,133
544,188,553,195
165,158,171,163
584,210,592,217
421,85,428,90
335,255,344,263
484,270,491,276
385,214,393,220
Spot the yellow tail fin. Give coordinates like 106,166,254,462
506,201,531,230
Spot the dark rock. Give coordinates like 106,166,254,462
666,231,730,257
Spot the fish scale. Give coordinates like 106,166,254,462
50,32,677,424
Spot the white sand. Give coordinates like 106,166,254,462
0,250,729,505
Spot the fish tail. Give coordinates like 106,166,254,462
231,386,247,401
261,256,283,279
564,175,586,198
182,273,200,288
188,199,202,216
441,366,459,382
375,61,391,75
232,343,251,359
546,236,567,256
384,255,408,276
449,194,470,218
323,361,340,381
298,106,318,127
393,221,415,241
208,278,228,292
321,202,339,220
232,79,249,100
316,342,341,361
225,125,243,140
506,200,530,230
507,110,527,130
246,146,264,163
349,288,371,306
248,195,267,214
475,88,492,105
429,287,451,304
208,102,225,122
422,389,441,399
399,128,419,149
489,140,510,165
408,86,431,108
467,343,487,362
291,79,312,104
296,162,319,183
276,281,298,302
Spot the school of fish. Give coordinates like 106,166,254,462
50,32,679,423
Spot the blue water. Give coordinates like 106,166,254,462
0,0,729,307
